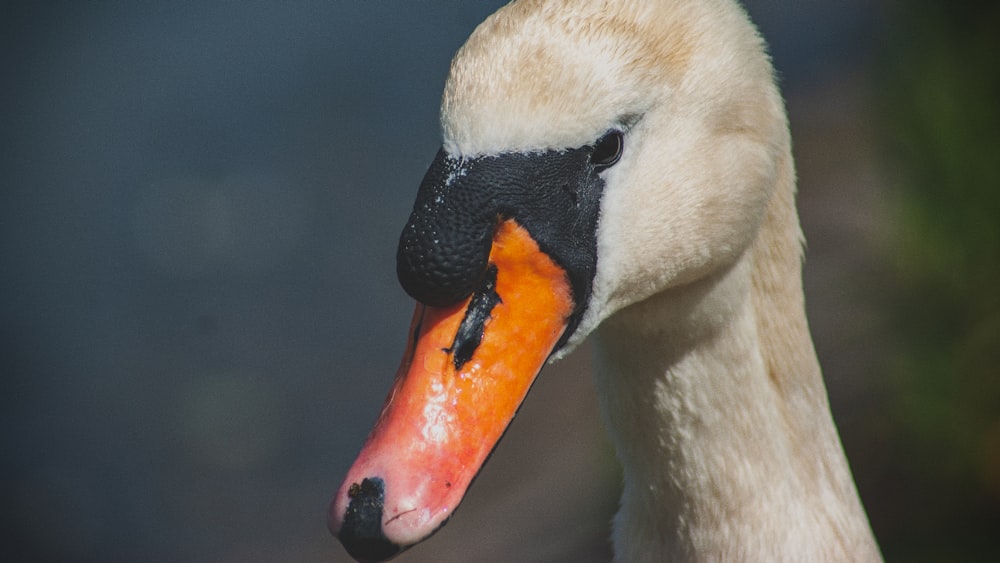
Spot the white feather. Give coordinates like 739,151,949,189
442,1,882,560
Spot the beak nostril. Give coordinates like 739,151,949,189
445,264,502,370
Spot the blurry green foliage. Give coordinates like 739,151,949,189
879,0,1000,559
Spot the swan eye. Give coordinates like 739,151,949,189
590,131,624,170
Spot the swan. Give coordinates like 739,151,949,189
329,0,882,561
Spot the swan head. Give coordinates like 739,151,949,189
331,1,791,560
441,0,789,351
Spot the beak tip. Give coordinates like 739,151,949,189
331,476,403,562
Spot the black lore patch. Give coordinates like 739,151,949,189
396,143,607,350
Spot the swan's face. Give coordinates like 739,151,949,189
441,0,788,350
331,1,789,560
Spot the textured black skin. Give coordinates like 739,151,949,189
396,139,611,350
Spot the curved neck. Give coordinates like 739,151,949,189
591,153,880,561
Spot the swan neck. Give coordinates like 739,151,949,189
592,162,880,561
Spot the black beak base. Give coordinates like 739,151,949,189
396,146,606,345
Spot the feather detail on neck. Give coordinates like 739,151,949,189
593,147,880,562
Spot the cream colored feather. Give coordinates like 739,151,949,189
440,0,881,560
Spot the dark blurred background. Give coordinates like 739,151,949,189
2,1,997,561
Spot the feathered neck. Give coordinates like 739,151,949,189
591,149,881,562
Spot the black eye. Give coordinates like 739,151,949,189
590,131,624,170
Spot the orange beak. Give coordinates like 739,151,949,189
329,219,574,561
